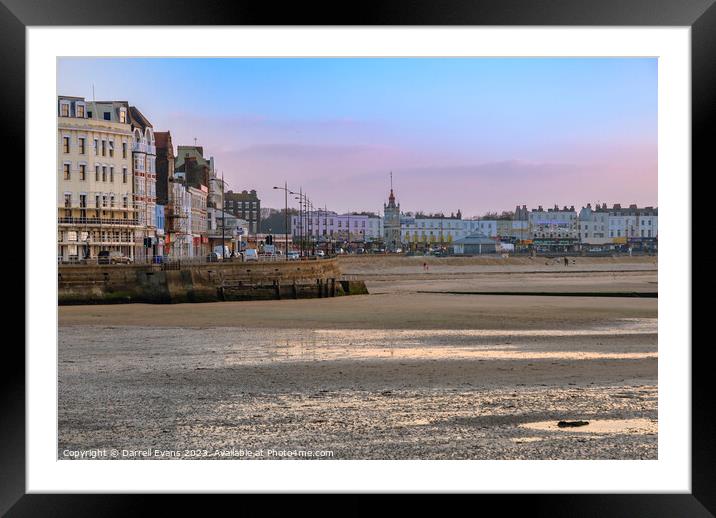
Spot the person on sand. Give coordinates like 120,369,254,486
564,257,569,267
423,262,427,271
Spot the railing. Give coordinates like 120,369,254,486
57,253,339,267
58,217,140,226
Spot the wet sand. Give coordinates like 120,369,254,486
58,257,657,459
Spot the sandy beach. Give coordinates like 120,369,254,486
58,256,657,459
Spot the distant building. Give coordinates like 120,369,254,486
165,180,191,258
383,187,401,251
578,203,610,247
607,203,658,251
187,185,208,257
175,146,213,181
451,232,498,255
207,207,246,254
529,205,578,251
496,219,529,242
401,213,484,247
128,105,158,258
224,189,261,234
514,204,529,221
291,211,382,245
154,131,174,206
175,151,210,192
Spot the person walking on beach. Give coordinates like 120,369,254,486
564,256,569,267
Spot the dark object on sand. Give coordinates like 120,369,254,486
557,420,590,428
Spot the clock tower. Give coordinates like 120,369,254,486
383,173,401,251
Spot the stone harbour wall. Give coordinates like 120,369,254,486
57,258,366,305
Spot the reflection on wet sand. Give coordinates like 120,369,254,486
58,310,657,459
520,418,657,435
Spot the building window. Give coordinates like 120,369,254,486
63,163,71,180
122,142,127,159
79,164,86,181
122,167,128,183
78,137,86,154
110,167,114,182
77,104,85,118
64,193,72,208
119,109,126,123
94,139,98,155
109,141,114,157
62,136,70,153
101,140,106,156
95,165,100,181
102,166,107,182
103,112,111,121
60,103,69,117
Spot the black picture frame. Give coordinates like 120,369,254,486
4,0,711,513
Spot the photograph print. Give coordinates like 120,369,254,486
57,57,658,461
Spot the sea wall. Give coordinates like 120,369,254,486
57,258,364,305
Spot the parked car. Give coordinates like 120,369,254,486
243,248,259,261
98,250,133,265
213,245,231,259
316,250,325,257
287,251,300,261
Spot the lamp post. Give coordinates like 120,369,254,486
308,199,315,255
273,182,290,259
221,171,226,261
292,189,308,257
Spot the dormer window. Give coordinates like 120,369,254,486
76,103,85,118
119,108,127,123
59,102,70,117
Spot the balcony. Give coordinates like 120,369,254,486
132,142,147,153
58,216,140,227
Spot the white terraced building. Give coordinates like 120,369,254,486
399,215,497,246
292,211,383,243
57,96,138,261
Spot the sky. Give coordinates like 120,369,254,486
58,58,657,216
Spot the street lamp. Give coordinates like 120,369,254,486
292,189,308,257
273,182,290,259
